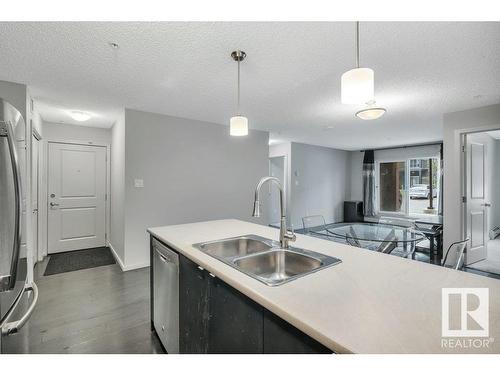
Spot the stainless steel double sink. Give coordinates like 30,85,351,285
192,235,341,286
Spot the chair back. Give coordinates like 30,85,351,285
346,236,361,248
376,228,397,254
346,225,362,247
442,239,469,270
302,215,327,233
379,216,416,228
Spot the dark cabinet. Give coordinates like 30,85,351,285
179,254,210,353
208,275,263,353
263,310,331,354
179,255,263,353
153,237,333,354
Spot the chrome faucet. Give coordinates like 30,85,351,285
252,176,296,249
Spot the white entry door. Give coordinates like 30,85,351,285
465,136,488,265
48,142,106,253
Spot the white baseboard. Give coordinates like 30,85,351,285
108,242,126,271
122,262,150,271
108,242,149,271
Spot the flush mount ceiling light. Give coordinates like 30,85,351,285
230,50,248,136
341,22,374,105
355,102,386,120
68,110,91,122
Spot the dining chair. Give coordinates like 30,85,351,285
442,238,469,270
345,225,362,247
302,215,327,234
376,228,397,254
379,216,421,258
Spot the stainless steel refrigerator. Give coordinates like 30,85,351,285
0,98,38,354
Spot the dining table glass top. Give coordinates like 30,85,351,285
314,222,426,243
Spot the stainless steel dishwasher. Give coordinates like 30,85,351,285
152,238,179,353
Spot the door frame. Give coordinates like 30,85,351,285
461,127,500,263
31,128,42,263
41,140,111,257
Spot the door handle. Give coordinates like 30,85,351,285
50,202,59,207
482,203,492,207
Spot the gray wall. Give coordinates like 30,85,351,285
348,151,364,201
289,142,349,228
110,112,126,264
123,109,269,268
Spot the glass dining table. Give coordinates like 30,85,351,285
309,222,426,256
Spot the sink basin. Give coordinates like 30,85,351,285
193,235,341,286
234,250,323,285
194,235,274,259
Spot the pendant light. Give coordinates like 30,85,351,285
356,100,386,120
341,22,374,105
230,50,248,136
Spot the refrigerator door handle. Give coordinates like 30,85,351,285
1,282,39,336
0,118,23,292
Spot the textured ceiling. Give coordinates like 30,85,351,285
1,22,499,150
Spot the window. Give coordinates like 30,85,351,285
379,161,406,214
408,158,440,216
377,157,440,216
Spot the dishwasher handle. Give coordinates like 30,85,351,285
153,240,179,265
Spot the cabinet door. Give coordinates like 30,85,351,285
179,255,210,353
263,309,332,354
207,275,264,353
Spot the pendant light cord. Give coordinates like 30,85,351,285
356,21,360,68
237,57,241,115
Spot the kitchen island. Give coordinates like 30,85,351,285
148,219,500,354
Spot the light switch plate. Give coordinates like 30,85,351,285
134,179,144,188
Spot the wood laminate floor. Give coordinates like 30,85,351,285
6,257,164,354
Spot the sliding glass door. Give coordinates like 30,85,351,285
377,157,440,217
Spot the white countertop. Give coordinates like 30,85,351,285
148,219,500,354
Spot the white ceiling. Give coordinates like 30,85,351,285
1,22,499,150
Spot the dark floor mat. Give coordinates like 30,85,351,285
44,247,116,276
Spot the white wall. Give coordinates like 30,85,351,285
443,103,500,252
289,142,349,229
121,109,269,269
42,121,111,144
110,111,126,266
